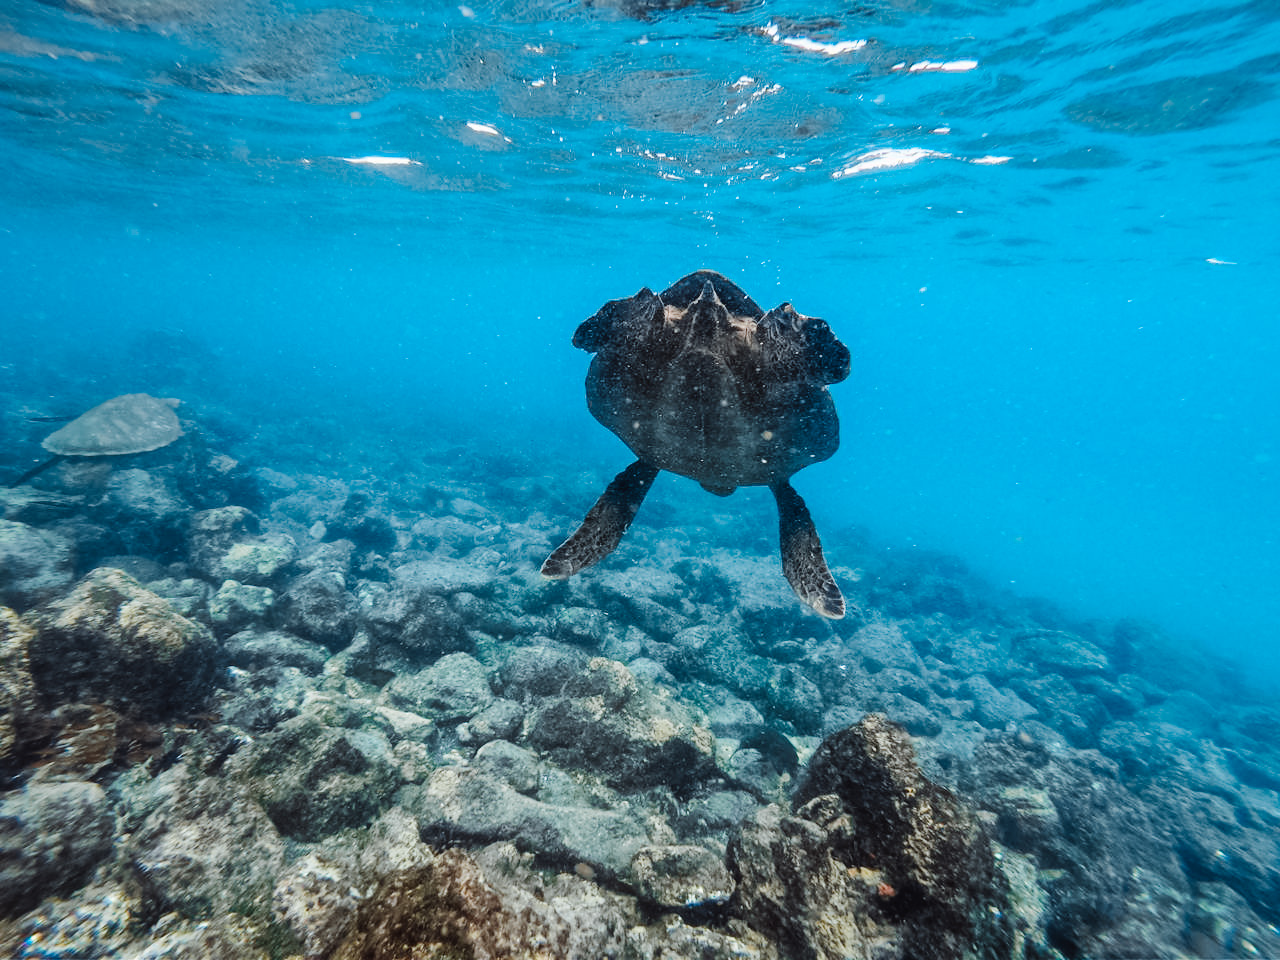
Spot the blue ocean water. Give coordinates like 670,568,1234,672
2,0,1278,679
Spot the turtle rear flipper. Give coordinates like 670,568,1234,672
541,460,660,578
9,454,65,489
772,481,844,619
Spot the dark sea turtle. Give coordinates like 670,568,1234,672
9,393,183,488
542,270,850,618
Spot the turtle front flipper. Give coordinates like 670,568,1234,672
541,460,660,579
771,481,845,619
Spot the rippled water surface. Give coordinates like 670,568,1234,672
3,0,1279,673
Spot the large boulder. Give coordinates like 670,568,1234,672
128,770,287,920
233,713,400,841
0,780,114,917
730,713,1016,960
188,506,297,587
524,657,719,794
25,567,220,717
406,766,650,878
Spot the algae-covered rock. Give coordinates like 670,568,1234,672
793,714,1010,956
330,845,631,960
408,765,650,877
234,713,399,841
729,803,886,960
0,518,74,610
26,567,219,717
380,651,493,722
224,626,328,673
0,606,39,761
188,506,297,587
526,657,718,794
271,853,360,958
629,844,734,909
273,569,360,651
0,780,114,917
129,770,288,920
208,579,275,634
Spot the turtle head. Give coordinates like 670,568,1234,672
683,279,734,350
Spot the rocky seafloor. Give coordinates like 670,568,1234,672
2,391,1279,960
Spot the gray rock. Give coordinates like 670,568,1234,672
496,641,589,701
943,629,1013,679
145,576,212,621
218,663,311,733
188,506,297,587
0,486,81,524
363,579,469,660
1014,629,1110,676
0,780,113,916
381,651,493,722
628,844,734,908
1187,881,1280,959
26,567,220,718
224,626,329,673
961,674,1038,729
97,468,190,553
1009,673,1110,746
408,766,649,877
1144,781,1279,928
725,748,789,802
852,620,923,674
0,519,74,610
457,697,524,746
392,556,498,595
550,604,614,648
273,569,360,651
1137,689,1219,735
962,735,1193,956
696,635,773,700
765,664,824,732
697,687,766,740
865,691,942,737
620,595,689,641
451,590,529,637
208,579,275,634
473,739,541,794
673,789,760,840
716,554,801,647
130,771,287,919
234,714,400,841
526,658,718,793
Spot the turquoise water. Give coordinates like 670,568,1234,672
3,0,1278,677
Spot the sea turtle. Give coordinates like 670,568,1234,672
542,270,850,618
9,393,183,488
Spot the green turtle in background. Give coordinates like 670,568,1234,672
10,393,183,488
542,270,851,618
